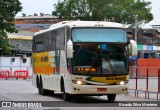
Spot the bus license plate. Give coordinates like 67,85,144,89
97,88,107,92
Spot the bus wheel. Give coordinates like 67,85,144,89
47,90,54,96
38,80,41,95
37,77,41,95
38,85,41,95
39,80,47,96
62,84,71,101
107,94,116,102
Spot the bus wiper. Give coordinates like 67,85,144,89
105,55,117,74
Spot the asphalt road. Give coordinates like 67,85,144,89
0,79,159,110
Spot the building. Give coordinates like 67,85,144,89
126,28,160,58
150,25,160,33
14,13,59,32
4,13,60,56
0,14,60,76
3,14,160,58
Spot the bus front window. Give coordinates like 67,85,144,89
72,28,128,75
72,43,128,75
72,28,127,43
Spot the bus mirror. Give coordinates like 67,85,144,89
129,40,137,56
67,39,73,58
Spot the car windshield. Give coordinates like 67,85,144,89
72,43,129,75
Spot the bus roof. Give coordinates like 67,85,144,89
34,21,125,36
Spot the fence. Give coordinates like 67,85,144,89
0,66,32,79
0,70,10,79
129,66,160,100
14,70,28,79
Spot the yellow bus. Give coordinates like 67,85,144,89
32,21,137,101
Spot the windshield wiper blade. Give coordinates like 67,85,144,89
105,56,117,74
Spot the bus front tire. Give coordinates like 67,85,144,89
38,85,41,95
62,85,71,101
107,94,116,102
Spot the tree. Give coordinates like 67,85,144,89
0,0,22,53
52,0,153,26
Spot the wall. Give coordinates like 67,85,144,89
0,57,32,77
138,58,160,67
136,58,160,77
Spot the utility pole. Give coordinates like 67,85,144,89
134,15,138,43
134,0,138,43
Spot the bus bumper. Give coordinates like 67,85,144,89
71,84,128,95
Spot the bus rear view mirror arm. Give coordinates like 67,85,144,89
67,39,73,58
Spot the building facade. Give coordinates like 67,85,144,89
5,13,60,57
127,28,160,58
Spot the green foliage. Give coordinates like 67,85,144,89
0,0,22,53
52,0,153,26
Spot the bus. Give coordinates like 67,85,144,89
32,21,137,101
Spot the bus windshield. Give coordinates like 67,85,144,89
72,43,129,75
72,28,127,43
72,28,128,75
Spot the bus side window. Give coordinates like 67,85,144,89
59,28,65,50
44,32,52,51
36,42,44,52
51,30,56,51
32,39,36,53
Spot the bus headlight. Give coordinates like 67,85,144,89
116,81,128,85
77,80,82,85
120,81,125,85
72,80,86,85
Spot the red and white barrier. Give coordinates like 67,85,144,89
14,70,28,79
0,70,10,79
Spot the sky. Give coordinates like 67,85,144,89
144,0,160,27
17,0,160,28
16,0,57,16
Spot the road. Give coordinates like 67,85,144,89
0,79,159,110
